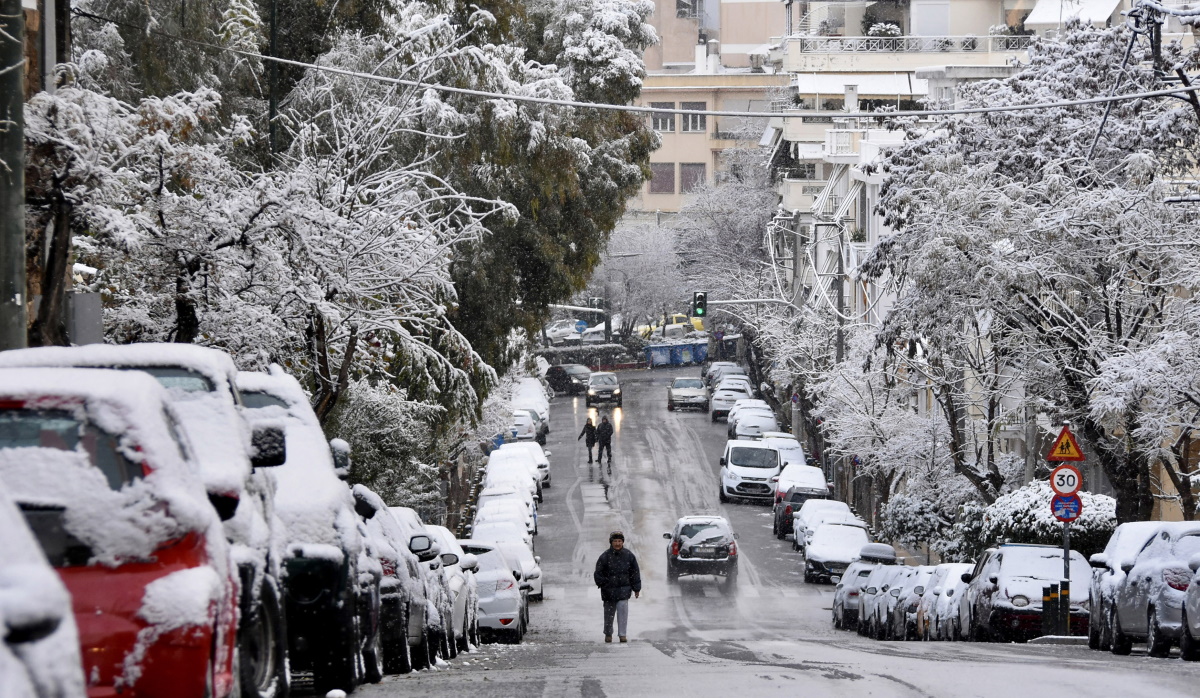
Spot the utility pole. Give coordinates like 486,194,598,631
835,228,845,362
0,0,26,351
268,0,278,156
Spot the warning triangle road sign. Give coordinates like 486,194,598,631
1047,425,1086,462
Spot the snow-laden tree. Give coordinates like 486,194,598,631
584,222,685,335
866,21,1200,522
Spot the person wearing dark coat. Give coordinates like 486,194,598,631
593,530,641,642
578,418,597,463
596,416,614,464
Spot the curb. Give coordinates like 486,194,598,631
1026,635,1089,645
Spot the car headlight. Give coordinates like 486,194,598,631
613,388,621,395
588,389,596,395
727,471,740,482
1011,595,1030,608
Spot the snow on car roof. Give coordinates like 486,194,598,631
779,464,826,487
0,344,238,395
1103,521,1164,567
724,439,776,451
0,368,222,565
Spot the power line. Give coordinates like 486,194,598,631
73,8,1200,121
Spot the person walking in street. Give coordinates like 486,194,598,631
596,416,614,465
578,418,597,463
593,531,641,643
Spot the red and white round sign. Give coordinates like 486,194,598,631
1050,464,1083,497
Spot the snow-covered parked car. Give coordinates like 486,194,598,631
485,539,544,602
238,367,387,689
917,563,974,641
804,523,871,584
496,441,552,487
513,377,551,422
478,485,538,529
475,499,536,536
0,485,85,698
832,544,896,631
962,543,1092,642
389,506,459,659
790,499,855,552
709,385,752,422
725,399,771,429
425,525,480,653
772,462,828,507
0,368,239,697
889,565,936,640
718,440,781,502
508,410,539,442
351,487,437,671
1110,522,1200,656
731,411,779,440
0,344,290,697
762,436,807,474
934,563,975,641
858,565,911,640
772,483,827,540
666,376,708,411
458,541,527,644
1087,521,1161,651
486,448,543,501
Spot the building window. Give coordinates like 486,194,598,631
681,102,707,132
676,0,703,19
680,163,707,193
794,163,817,179
650,102,675,132
649,163,675,194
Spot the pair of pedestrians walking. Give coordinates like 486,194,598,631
578,416,613,464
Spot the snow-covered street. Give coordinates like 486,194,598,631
355,368,1200,697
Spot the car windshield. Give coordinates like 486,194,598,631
566,366,591,375
812,525,869,550
728,447,778,469
1000,548,1089,580
0,408,141,490
591,375,617,386
128,366,215,393
241,391,289,409
770,442,806,464
673,378,703,389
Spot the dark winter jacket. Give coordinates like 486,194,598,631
596,421,614,445
593,547,642,602
578,423,597,446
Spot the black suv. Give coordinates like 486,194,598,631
545,364,591,394
664,516,739,588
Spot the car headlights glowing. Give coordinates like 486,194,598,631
1011,595,1030,608
613,388,621,395
588,389,596,395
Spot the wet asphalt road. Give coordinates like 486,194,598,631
360,367,1200,697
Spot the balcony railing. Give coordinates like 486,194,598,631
826,129,865,157
793,35,1033,53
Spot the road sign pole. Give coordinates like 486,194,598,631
1061,521,1072,635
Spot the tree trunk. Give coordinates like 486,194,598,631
28,194,71,347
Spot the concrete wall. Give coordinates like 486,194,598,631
719,0,786,67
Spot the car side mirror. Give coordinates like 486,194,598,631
1121,562,1134,573
733,533,739,539
250,425,287,468
543,450,552,457
1089,553,1108,569
330,439,351,480
1190,554,1200,573
527,570,541,580
914,586,925,596
460,553,478,571
961,573,973,584
663,533,672,540
520,582,533,591
864,587,876,595
946,589,954,597
719,457,726,466
207,492,240,522
987,574,998,585
890,588,901,597
409,535,437,562
534,556,541,564
440,553,459,567
836,583,844,590
354,495,377,520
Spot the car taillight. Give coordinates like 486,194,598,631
496,578,515,592
670,541,680,556
1164,568,1191,592
848,591,859,597
728,541,737,556
498,617,515,625
784,505,792,516
380,558,397,578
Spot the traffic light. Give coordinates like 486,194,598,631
588,297,604,309
692,291,707,318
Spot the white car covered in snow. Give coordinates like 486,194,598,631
387,505,460,660
804,523,871,584
425,525,480,653
718,440,781,501
496,441,552,486
0,486,85,698
458,541,527,643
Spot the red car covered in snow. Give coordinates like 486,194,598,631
0,368,239,697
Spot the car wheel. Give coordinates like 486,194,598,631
833,607,842,630
382,599,411,674
771,517,778,537
441,624,456,660
711,411,718,422
722,565,739,592
703,402,710,412
666,558,679,582
313,618,361,692
667,401,675,411
458,614,471,654
412,628,436,670
363,627,385,684
1148,606,1172,658
719,486,729,503
1110,608,1132,655
1088,609,1102,650
1181,608,1200,661
239,577,289,698
617,399,623,408
469,612,481,648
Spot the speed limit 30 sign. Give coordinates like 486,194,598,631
1050,464,1083,497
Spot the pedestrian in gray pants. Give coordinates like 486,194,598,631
593,530,642,643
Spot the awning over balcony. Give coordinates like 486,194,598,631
1025,0,1122,28
792,72,929,97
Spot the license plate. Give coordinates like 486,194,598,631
693,547,717,558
